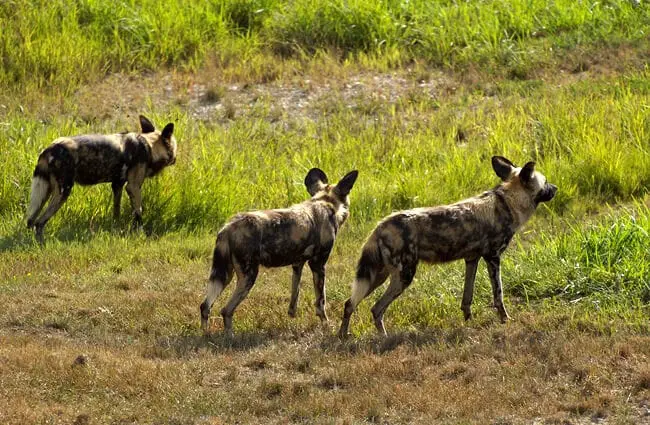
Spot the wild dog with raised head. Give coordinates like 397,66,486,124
200,168,359,334
339,156,557,338
26,115,177,243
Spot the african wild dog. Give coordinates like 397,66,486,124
339,156,557,338
26,115,177,243
200,168,359,334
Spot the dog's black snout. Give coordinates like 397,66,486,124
535,183,557,204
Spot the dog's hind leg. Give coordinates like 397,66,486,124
308,259,328,322
33,179,72,245
370,261,417,336
288,262,305,318
111,180,125,220
201,277,233,332
200,268,234,334
461,258,480,321
26,176,51,229
220,264,259,335
338,267,390,339
484,255,510,323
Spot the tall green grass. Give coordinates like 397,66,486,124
3,70,650,242
2,0,649,92
509,205,650,298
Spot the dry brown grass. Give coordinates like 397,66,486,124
1,238,649,425
2,318,649,424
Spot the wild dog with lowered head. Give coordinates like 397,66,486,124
339,156,557,338
200,168,359,334
26,115,177,243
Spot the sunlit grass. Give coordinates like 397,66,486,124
1,1,650,422
2,0,650,94
3,70,650,236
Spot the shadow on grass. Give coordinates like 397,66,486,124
321,326,476,355
144,330,276,358
0,226,37,252
148,323,487,359
0,214,183,253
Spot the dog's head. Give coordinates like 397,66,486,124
305,168,359,226
140,115,177,168
492,156,557,206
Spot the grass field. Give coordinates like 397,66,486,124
1,1,650,424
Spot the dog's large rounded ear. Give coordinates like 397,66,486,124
492,156,516,181
161,123,174,140
139,115,156,133
519,161,536,184
305,168,328,196
333,170,359,198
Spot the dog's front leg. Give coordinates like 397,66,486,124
484,255,510,323
308,259,328,322
126,166,145,228
461,258,480,321
288,262,305,318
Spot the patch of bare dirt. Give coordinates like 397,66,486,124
187,71,445,122
5,41,648,129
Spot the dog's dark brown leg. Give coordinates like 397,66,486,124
220,265,259,335
288,262,305,318
484,256,510,323
461,258,480,321
111,180,125,220
371,263,417,336
308,259,328,322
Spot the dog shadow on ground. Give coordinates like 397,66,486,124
320,326,478,355
144,330,279,359
151,326,476,359
0,226,36,252
143,322,371,358
0,216,171,253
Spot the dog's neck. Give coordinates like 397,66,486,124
309,194,349,229
500,181,537,229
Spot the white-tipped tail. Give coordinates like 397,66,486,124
26,176,50,224
350,278,370,309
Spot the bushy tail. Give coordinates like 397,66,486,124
350,236,384,305
340,235,386,337
209,233,232,282
26,159,51,228
201,233,234,330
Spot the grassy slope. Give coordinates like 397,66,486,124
2,0,650,93
1,0,650,424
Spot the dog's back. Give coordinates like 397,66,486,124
218,199,339,269
37,134,128,185
361,190,515,271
